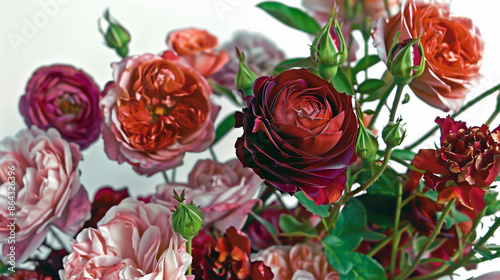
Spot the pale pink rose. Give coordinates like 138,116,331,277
61,197,194,280
153,158,263,231
100,52,219,175
210,31,285,91
0,127,90,263
252,242,340,280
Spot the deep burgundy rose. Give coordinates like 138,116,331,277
235,68,358,205
19,64,102,149
81,186,130,229
413,116,499,209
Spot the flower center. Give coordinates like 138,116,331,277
57,92,82,116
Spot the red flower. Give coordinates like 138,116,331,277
413,116,500,209
82,186,130,229
235,69,358,205
201,226,273,280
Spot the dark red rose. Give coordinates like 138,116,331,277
413,116,500,209
82,186,130,229
235,69,358,205
201,226,273,280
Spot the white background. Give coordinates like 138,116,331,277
1,0,500,278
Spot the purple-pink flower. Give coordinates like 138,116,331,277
100,52,219,175
0,127,90,263
19,64,102,150
210,31,285,91
61,197,194,280
153,158,263,231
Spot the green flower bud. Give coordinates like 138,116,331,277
382,118,406,147
99,9,131,58
310,12,348,81
235,47,258,97
387,31,425,86
355,117,379,159
171,190,203,241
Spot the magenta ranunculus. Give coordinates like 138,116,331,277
61,197,194,280
153,158,263,231
100,52,219,175
0,127,91,263
19,64,102,149
235,68,358,205
210,31,285,91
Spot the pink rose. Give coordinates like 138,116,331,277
19,64,102,150
0,127,90,263
100,52,219,175
252,242,340,280
153,158,263,231
61,198,194,280
167,28,230,77
373,0,484,112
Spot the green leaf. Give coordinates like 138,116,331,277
249,211,278,239
212,114,235,145
363,71,394,102
323,241,354,275
208,80,241,106
484,191,500,216
294,191,330,218
331,68,355,95
473,245,495,260
273,57,317,75
279,214,317,234
330,199,367,251
357,167,399,196
357,194,395,228
280,231,317,238
341,252,388,280
257,2,321,35
352,55,381,79
357,79,386,95
363,229,387,242
391,149,416,161
413,236,444,253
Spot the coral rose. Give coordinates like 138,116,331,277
153,158,263,231
413,116,499,209
373,0,484,112
235,68,358,205
252,242,340,280
100,52,218,175
167,28,230,77
0,127,90,263
19,64,102,149
61,198,194,280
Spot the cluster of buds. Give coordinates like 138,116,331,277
171,190,203,241
310,11,348,81
387,31,425,85
99,9,131,58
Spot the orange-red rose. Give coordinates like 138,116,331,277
373,0,484,112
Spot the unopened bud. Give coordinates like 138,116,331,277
99,9,131,58
387,31,425,86
235,47,258,97
382,118,406,147
310,11,348,81
171,190,203,241
356,119,379,159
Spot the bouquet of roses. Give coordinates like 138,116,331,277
1,0,500,279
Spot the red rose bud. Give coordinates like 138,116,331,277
235,47,258,97
99,9,131,58
387,31,425,85
172,190,204,241
310,12,348,81
382,118,406,147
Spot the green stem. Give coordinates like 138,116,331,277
390,182,403,277
323,204,341,232
187,238,192,275
389,85,404,123
209,146,219,162
406,82,500,150
395,199,456,280
449,210,464,258
408,217,500,280
486,111,499,126
368,222,409,258
342,148,393,203
162,171,169,183
172,168,176,183
384,0,392,17
368,82,396,129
